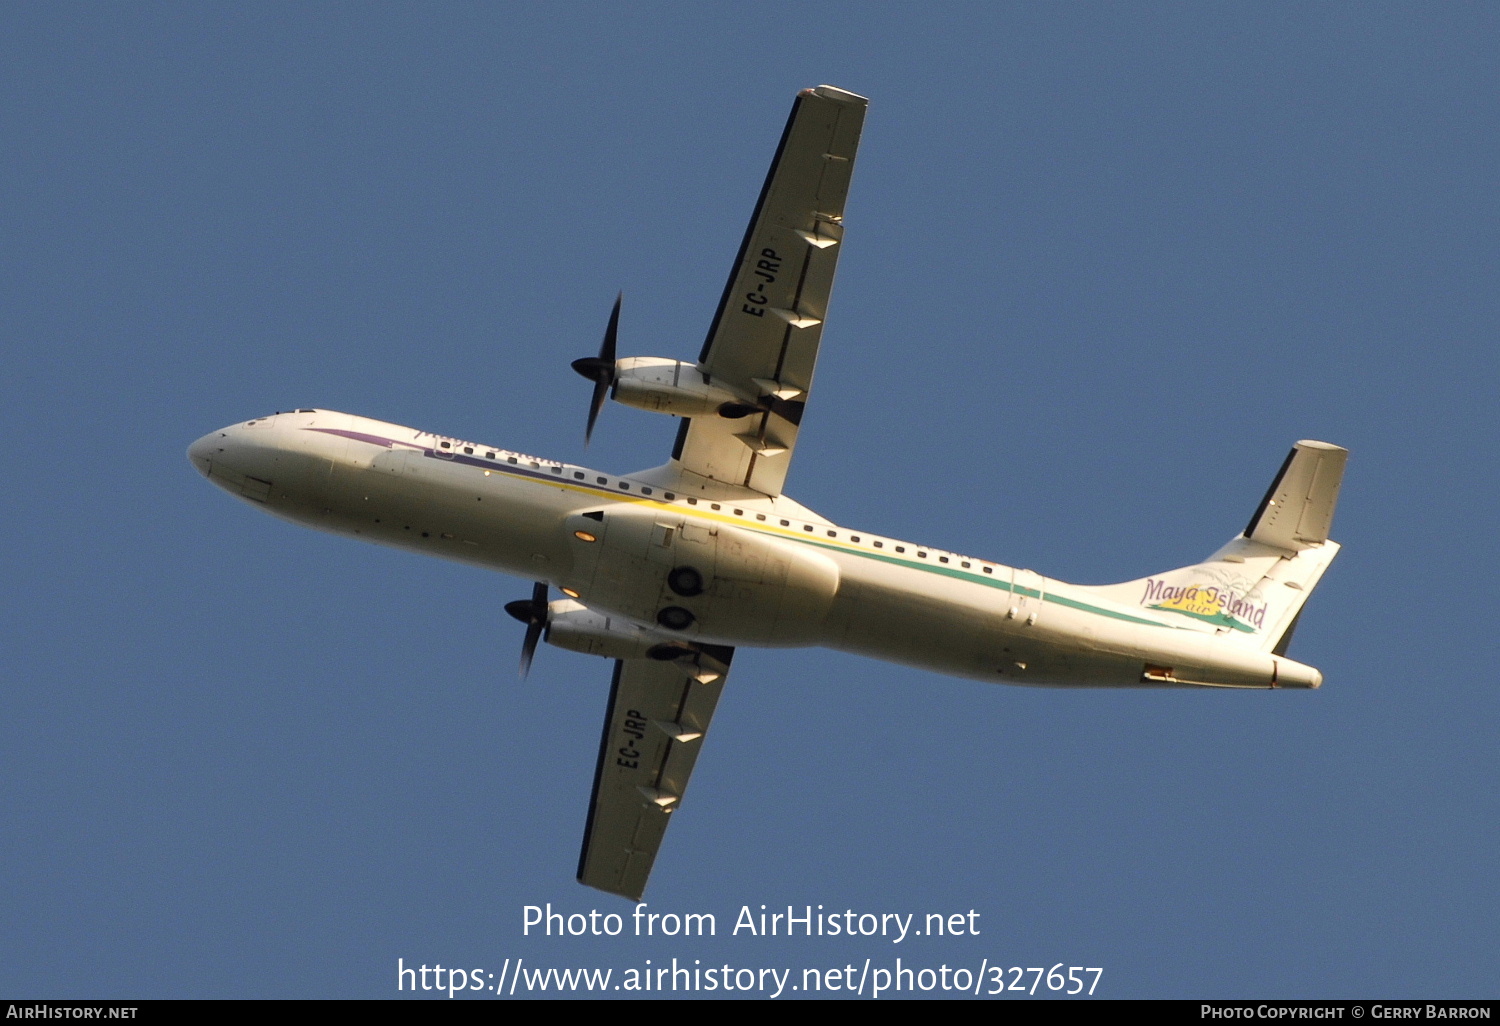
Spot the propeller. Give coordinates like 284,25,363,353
570,292,621,445
504,581,549,679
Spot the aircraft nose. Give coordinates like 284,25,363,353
187,433,216,477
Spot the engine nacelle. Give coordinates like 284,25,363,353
544,599,660,660
543,599,732,682
611,357,749,418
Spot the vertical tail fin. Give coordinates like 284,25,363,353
1243,440,1348,550
1083,441,1348,653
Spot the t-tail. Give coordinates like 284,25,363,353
1085,440,1348,658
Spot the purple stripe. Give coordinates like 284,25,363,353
302,427,572,485
305,427,403,448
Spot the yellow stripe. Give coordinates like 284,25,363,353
473,457,1176,629
483,460,973,558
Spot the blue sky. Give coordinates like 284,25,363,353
3,3,1496,999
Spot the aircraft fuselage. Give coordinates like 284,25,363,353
190,409,1321,691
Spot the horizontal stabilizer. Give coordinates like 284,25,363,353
1244,440,1348,551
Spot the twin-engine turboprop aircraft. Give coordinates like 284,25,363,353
189,86,1347,901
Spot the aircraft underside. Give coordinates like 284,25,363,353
190,85,1343,900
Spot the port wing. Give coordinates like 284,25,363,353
577,646,733,899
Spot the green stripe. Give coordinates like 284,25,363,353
1148,604,1258,633
783,535,1174,629
502,463,1183,632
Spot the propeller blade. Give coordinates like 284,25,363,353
599,292,620,365
520,619,543,678
584,378,607,444
570,293,621,446
505,582,549,679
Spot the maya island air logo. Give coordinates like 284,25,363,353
1141,578,1267,633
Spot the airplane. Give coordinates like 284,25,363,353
187,85,1348,901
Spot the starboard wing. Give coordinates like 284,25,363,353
667,85,867,498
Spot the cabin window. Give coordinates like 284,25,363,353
780,519,789,526
508,457,517,464
597,476,607,485
895,546,905,553
961,561,970,568
827,530,836,537
733,508,742,515
688,497,698,505
664,492,675,500
804,525,814,532
939,556,949,563
573,471,584,479
873,540,883,548
756,514,766,521
619,482,629,490
551,466,561,474
711,503,720,510
983,566,993,574
463,447,473,454
440,441,451,449
851,535,860,543
485,452,495,459
917,551,927,558
641,487,652,495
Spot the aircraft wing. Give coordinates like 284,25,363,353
670,84,867,498
577,646,733,900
